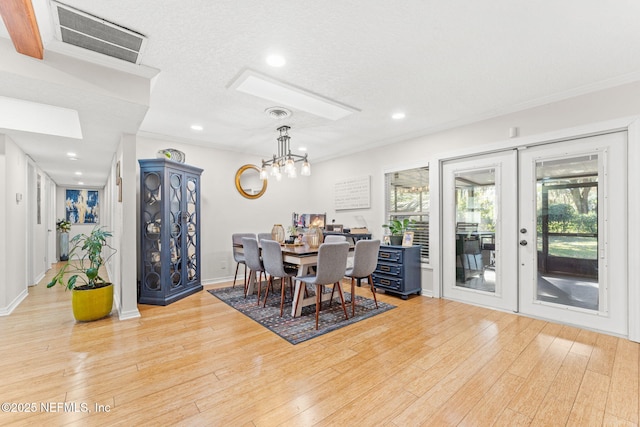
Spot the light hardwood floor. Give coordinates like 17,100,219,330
1,264,638,426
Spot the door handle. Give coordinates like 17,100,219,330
519,240,528,246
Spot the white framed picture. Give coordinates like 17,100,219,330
402,231,414,247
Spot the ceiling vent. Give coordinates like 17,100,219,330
265,107,292,120
51,1,147,64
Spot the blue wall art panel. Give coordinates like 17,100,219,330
65,189,99,224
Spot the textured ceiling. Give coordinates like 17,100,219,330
1,0,640,187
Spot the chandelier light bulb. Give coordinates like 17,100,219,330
301,159,311,176
284,157,295,173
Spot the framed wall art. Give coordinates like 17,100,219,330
334,175,371,210
66,189,99,224
292,212,326,229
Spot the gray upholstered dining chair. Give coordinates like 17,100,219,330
258,232,273,243
231,233,256,289
261,239,298,316
323,234,347,243
241,237,266,303
344,239,381,316
295,242,350,329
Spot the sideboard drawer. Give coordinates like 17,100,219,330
374,263,403,277
372,274,402,291
378,248,403,263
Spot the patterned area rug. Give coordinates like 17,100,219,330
208,284,395,345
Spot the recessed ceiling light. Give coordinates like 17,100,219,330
67,152,76,157
190,124,203,131
392,112,406,120
266,54,286,67
77,181,84,185
298,147,307,152
75,171,82,175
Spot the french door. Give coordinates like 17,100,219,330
442,132,628,335
442,151,519,311
518,132,627,335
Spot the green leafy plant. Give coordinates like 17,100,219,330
56,218,71,233
47,226,116,290
383,218,416,235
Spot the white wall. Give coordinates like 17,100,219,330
309,80,640,297
0,135,28,315
136,137,315,284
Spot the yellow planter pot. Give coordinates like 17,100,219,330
72,283,114,322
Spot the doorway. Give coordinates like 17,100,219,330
442,131,628,336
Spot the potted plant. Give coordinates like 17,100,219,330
47,226,116,322
383,218,415,245
56,218,71,261
287,225,299,244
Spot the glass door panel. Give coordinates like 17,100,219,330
186,177,198,282
442,151,518,312
169,172,182,288
455,168,496,293
535,156,598,310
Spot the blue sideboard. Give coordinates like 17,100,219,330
372,245,422,300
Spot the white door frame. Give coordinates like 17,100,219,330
46,176,56,269
432,116,640,341
26,160,35,286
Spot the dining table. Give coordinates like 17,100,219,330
236,242,353,317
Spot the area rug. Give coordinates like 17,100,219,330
208,284,395,345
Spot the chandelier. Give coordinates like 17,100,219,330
259,125,311,181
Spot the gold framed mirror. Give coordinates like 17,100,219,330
235,164,267,199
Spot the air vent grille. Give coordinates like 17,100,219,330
52,2,147,64
265,107,292,120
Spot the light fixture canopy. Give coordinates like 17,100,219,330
260,126,311,180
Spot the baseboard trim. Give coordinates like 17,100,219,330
0,288,29,316
113,285,141,320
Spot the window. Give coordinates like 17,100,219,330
385,166,429,261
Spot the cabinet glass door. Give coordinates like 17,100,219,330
169,172,183,289
186,177,198,282
142,171,162,292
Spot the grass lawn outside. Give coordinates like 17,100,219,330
537,235,597,259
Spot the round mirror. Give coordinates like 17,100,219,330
235,164,267,199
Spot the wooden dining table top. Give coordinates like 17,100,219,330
280,243,325,256
234,242,354,257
